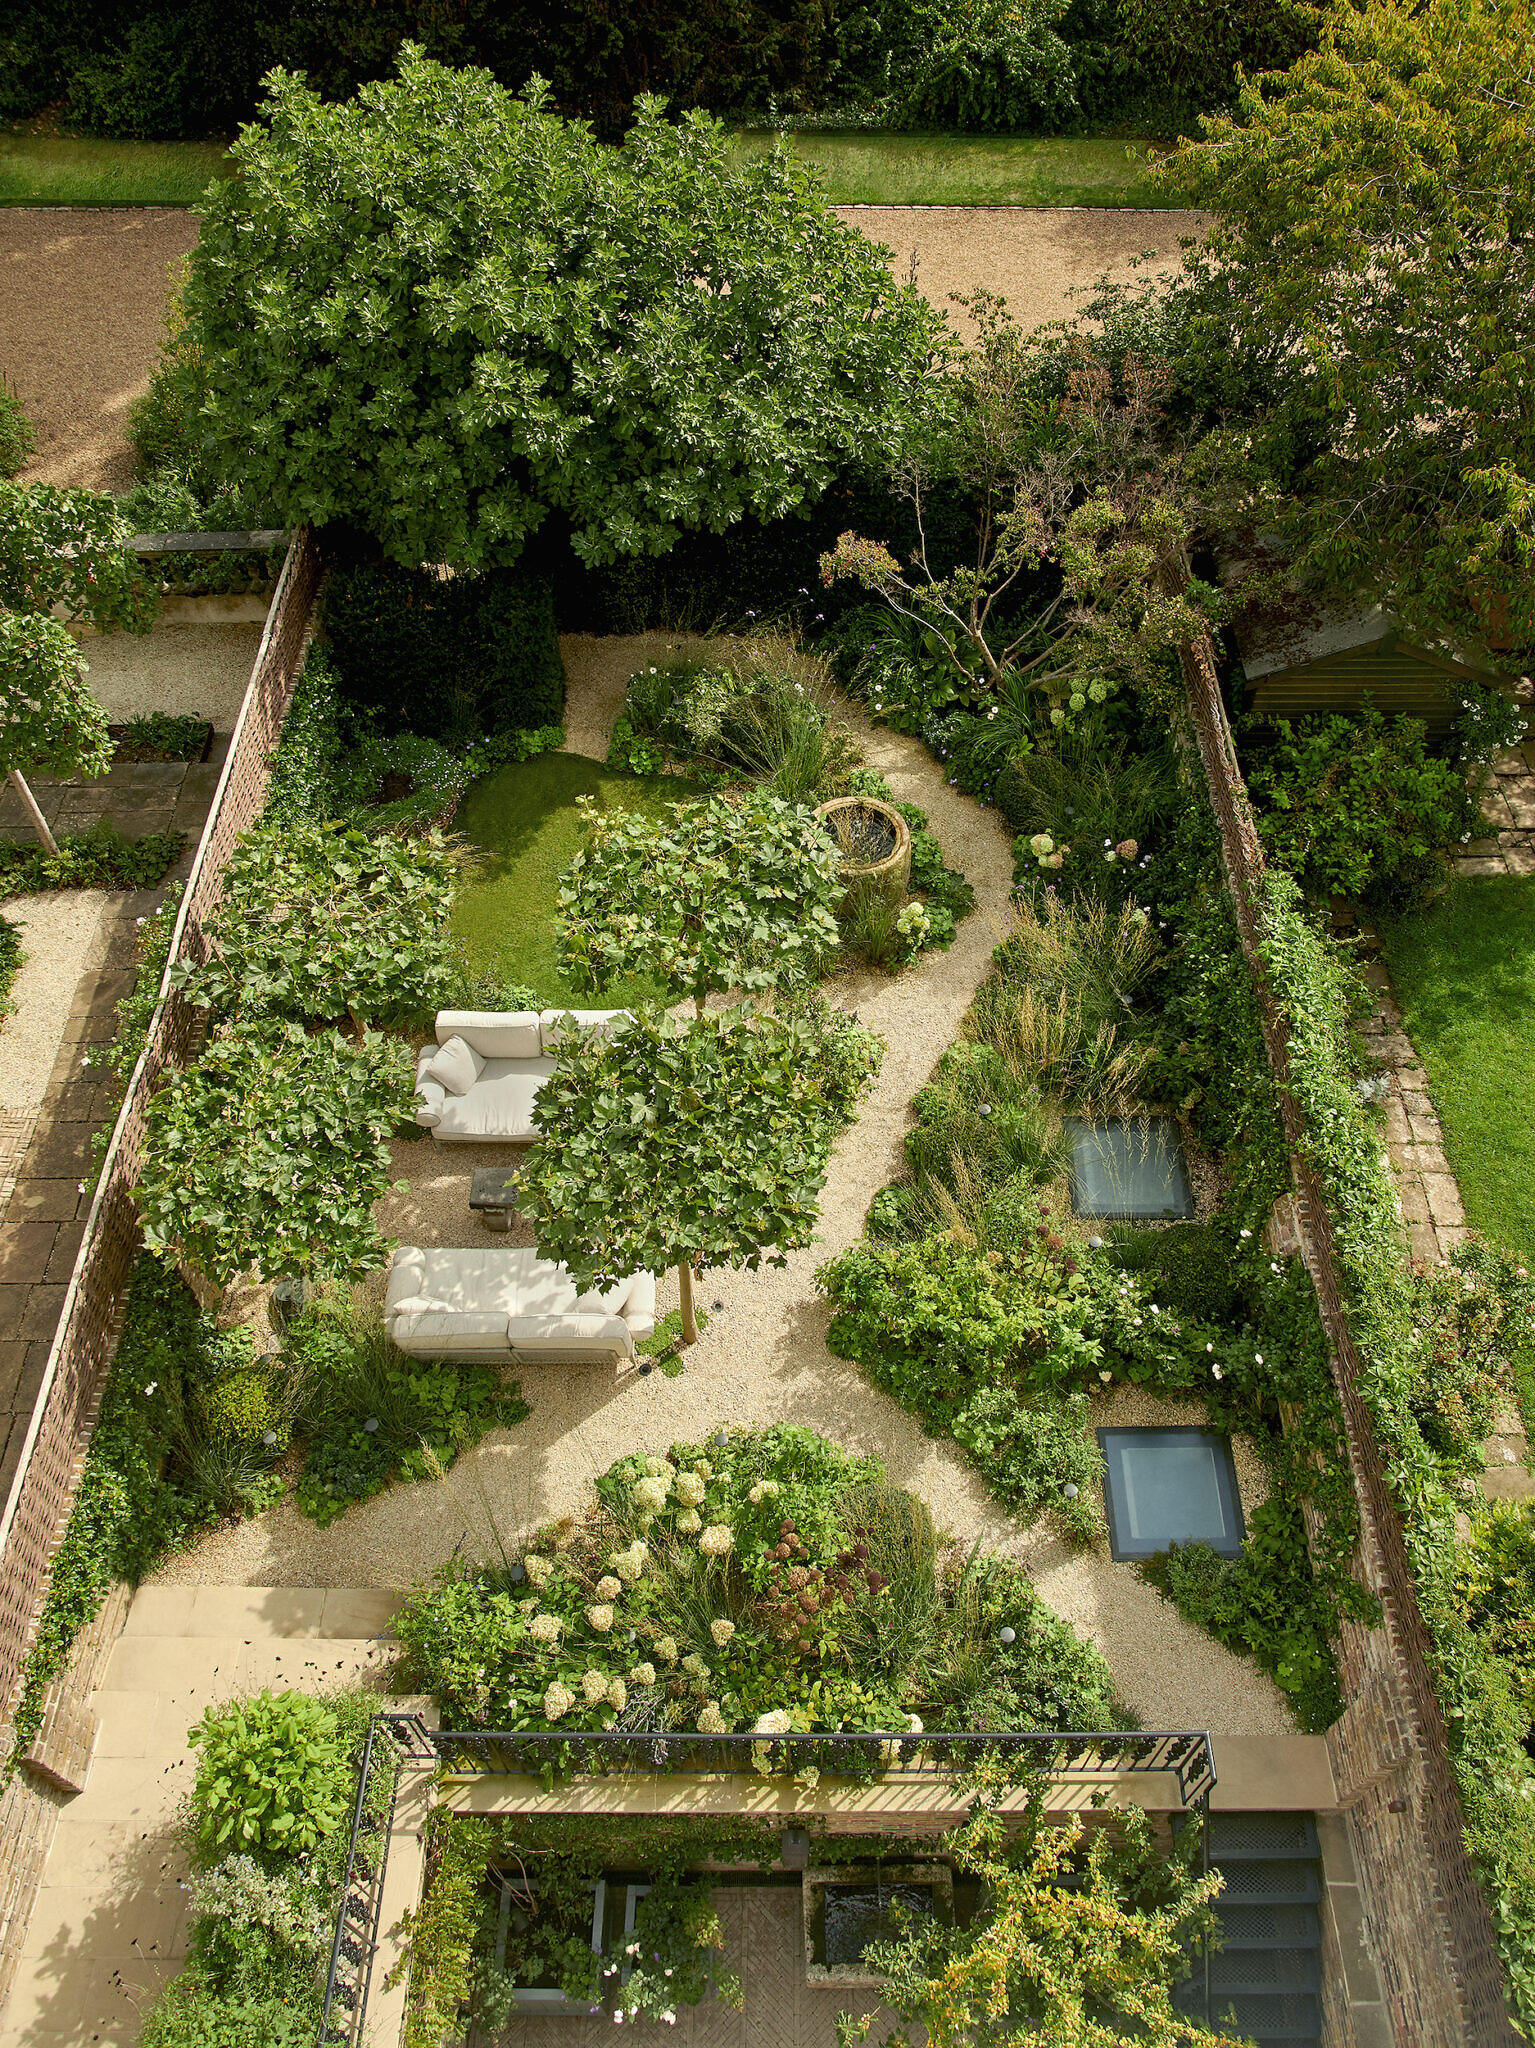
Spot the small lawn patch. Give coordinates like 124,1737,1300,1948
450,751,697,1007
0,135,235,206
1380,877,1535,1262
728,131,1166,207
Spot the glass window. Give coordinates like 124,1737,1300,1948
1066,1118,1195,1220
1098,1427,1245,1560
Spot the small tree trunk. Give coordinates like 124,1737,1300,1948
9,771,59,857
677,1259,699,1346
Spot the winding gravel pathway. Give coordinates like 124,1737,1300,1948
153,684,1294,1736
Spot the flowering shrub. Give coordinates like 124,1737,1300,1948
395,1424,1125,1737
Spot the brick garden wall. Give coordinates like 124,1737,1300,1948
0,528,321,2008
1181,630,1520,2046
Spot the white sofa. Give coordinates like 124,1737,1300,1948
386,1245,657,1365
413,1009,631,1143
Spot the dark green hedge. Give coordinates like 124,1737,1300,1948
322,562,566,743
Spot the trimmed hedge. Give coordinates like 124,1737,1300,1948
322,562,566,743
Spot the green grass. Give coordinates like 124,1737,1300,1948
0,135,234,206
728,130,1168,207
451,752,697,1008
1379,877,1535,1261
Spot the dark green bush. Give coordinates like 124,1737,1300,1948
194,1366,288,1453
0,821,185,896
1113,1221,1242,1324
322,561,565,743
0,378,35,480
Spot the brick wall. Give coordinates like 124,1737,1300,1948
0,529,321,2006
1180,630,1520,2045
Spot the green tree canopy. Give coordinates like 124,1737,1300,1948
556,792,843,1016
181,49,944,571
1172,0,1535,653
171,818,461,1032
521,1005,874,1342
0,480,154,631
136,1020,414,1292
0,609,113,784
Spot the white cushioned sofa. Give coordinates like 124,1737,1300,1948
413,1008,631,1143
386,1245,657,1365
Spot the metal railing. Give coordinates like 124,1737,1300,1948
316,1713,1216,2048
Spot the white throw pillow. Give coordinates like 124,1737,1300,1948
420,1035,485,1097
390,1294,452,1317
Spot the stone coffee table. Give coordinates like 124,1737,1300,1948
469,1164,524,1231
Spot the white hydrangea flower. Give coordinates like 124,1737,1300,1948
609,1542,647,1584
747,1480,780,1504
674,1472,706,1508
697,1702,728,1734
676,1508,702,1534
698,1524,734,1558
643,1455,676,1480
523,1555,554,1586
528,1612,563,1646
681,1652,711,1680
907,1713,924,1735
543,1681,575,1721
710,1619,736,1647
607,1677,628,1711
596,1575,622,1600
583,1669,611,1704
654,1636,679,1665
752,1709,791,1736
516,1596,540,1615
629,1662,657,1687
587,1604,615,1633
632,1476,670,1514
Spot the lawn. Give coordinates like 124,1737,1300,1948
1380,877,1535,1261
450,751,697,1008
0,135,235,206
728,131,1168,207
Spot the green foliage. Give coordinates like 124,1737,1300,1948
1116,0,1318,118
1113,1221,1241,1323
322,560,566,743
0,609,113,786
0,479,155,631
138,1973,319,2048
1244,705,1476,906
840,1801,1236,2048
1171,0,1535,653
114,713,211,762
189,1691,352,1859
521,1004,879,1296
284,1288,528,1525
557,791,844,1012
0,378,35,479
171,818,461,1028
0,915,22,1020
999,727,1177,907
182,56,941,570
879,0,1078,130
0,820,185,896
396,1423,1126,1736
1455,681,1531,768
194,1365,288,1454
1455,1502,1535,1724
137,1020,415,1288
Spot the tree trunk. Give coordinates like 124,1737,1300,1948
677,1259,699,1346
9,771,59,857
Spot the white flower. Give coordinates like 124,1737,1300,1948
682,1652,711,1679
697,1702,728,1734
523,1554,554,1586
607,1677,627,1711
629,1662,657,1687
1254,1353,1263,1365
632,1476,670,1514
676,1508,702,1534
698,1524,734,1558
907,1714,924,1735
1212,1364,1224,1380
654,1636,679,1665
674,1471,706,1507
643,1455,676,1479
747,1480,780,1504
753,1709,791,1736
596,1575,623,1600
710,1619,736,1647
1029,832,1054,857
609,1542,647,1583
543,1681,575,1721
1239,1228,1252,1239
587,1604,615,1633
582,1668,611,1704
528,1612,563,1646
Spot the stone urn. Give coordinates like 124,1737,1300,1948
815,795,911,906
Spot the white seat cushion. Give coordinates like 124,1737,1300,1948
436,1010,543,1059
386,1246,650,1325
428,1059,556,1142
392,1311,514,1358
506,1313,634,1362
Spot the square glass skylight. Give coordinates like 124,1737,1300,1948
1098,1427,1245,1560
1066,1117,1194,1220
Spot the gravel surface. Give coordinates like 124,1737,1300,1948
0,891,110,1113
157,647,1295,1738
1,208,197,490
836,205,1204,336
76,621,265,731
558,630,716,761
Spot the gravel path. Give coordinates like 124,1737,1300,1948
0,208,197,490
76,622,265,731
157,650,1294,1737
0,892,111,1114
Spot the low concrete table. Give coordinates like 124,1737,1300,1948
469,1164,524,1232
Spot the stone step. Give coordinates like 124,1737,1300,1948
122,1583,400,1641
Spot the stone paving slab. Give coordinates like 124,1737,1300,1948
1453,743,1535,877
